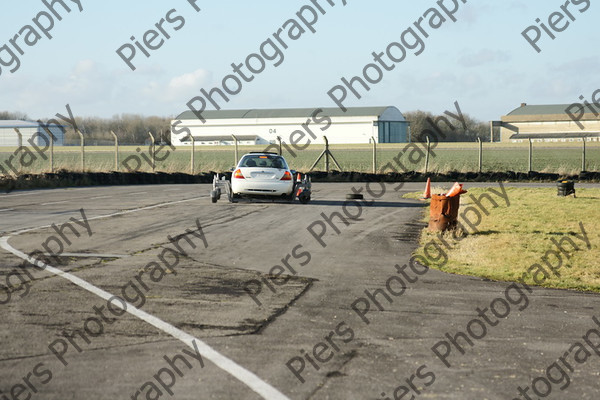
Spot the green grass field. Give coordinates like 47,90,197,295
1,141,599,175
408,187,600,292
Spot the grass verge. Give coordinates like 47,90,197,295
406,186,600,292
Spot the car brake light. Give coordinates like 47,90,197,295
281,171,292,181
233,169,245,179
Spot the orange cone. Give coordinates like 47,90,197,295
297,173,302,182
445,182,467,197
421,178,431,199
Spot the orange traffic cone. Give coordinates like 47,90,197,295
445,182,467,197
297,173,302,182
421,178,431,199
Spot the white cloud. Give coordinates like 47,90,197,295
0,61,215,118
165,69,211,100
168,69,210,91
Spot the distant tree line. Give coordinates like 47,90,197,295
0,111,172,145
0,111,29,120
404,110,490,142
68,114,172,145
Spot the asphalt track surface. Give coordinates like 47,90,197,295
1,182,599,400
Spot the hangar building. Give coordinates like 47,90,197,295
500,103,600,142
0,120,64,147
171,106,409,146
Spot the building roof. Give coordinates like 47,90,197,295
0,120,40,128
507,104,599,116
502,103,600,123
175,106,403,121
509,132,600,139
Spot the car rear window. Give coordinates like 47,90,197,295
240,155,287,169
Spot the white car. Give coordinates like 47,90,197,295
231,152,295,199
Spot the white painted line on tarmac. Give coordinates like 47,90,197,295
1,192,39,198
127,191,148,195
1,187,93,198
1,197,290,400
45,252,130,258
0,208,14,212
164,188,183,192
90,195,112,200
41,201,69,206
10,197,202,236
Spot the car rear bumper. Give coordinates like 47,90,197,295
232,180,294,196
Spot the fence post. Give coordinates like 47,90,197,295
191,136,195,174
324,136,330,173
110,130,119,171
582,137,587,172
77,130,85,171
277,136,282,155
371,136,377,174
50,129,54,173
309,136,341,172
148,131,155,172
478,137,482,173
528,138,533,172
425,137,430,173
232,134,239,165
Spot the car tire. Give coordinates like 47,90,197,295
210,190,218,203
299,193,310,204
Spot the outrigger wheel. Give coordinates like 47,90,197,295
298,191,311,204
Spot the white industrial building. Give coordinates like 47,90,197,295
0,120,64,147
500,103,600,142
171,107,410,146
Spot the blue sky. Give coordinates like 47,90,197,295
0,0,597,121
